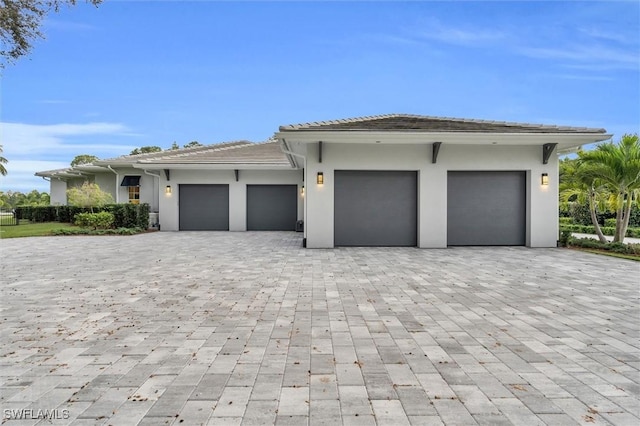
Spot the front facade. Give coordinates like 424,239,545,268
36,114,611,248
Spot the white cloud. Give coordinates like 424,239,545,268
0,161,69,193
401,16,639,72
417,23,504,47
1,122,135,156
0,121,142,192
518,44,639,71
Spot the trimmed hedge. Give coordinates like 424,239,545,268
51,227,145,236
561,202,640,227
568,237,640,256
560,224,640,238
15,203,151,229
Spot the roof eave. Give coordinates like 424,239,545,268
131,162,294,170
275,130,611,149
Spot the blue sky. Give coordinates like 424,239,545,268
1,0,638,192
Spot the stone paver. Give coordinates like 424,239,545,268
1,231,638,425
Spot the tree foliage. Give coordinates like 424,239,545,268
70,154,98,167
130,146,162,155
0,144,7,175
183,141,202,148
0,189,49,208
561,134,640,243
559,157,611,243
66,182,113,211
0,0,102,67
169,141,202,150
578,133,640,243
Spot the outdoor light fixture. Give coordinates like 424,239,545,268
165,185,172,195
317,172,324,185
300,186,305,196
541,173,549,186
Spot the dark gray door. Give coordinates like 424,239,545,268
334,171,417,246
179,184,229,230
447,171,526,246
247,185,297,231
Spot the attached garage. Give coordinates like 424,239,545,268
247,185,297,230
334,170,417,246
179,184,229,230
447,171,526,246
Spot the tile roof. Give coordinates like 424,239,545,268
34,167,93,178
138,141,290,165
95,141,253,165
34,168,73,177
279,113,607,134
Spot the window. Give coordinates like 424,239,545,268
128,186,140,204
121,176,141,204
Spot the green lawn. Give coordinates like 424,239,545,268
0,221,77,238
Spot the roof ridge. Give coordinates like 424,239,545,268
279,113,606,133
281,113,403,130
137,140,257,163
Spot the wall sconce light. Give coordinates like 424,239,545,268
317,172,324,185
541,173,549,186
300,186,305,196
165,185,172,195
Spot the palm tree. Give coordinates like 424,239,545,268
0,145,7,176
578,134,640,243
560,158,610,243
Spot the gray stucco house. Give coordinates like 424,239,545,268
36,114,610,248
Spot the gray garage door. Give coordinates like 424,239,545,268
447,171,526,246
335,171,417,246
247,185,297,231
179,184,229,231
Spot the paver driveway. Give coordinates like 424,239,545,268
1,232,638,425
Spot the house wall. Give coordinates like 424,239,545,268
49,179,68,205
95,173,117,201
96,169,159,211
158,169,303,231
304,143,558,248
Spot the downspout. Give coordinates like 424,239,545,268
280,138,308,246
107,165,120,203
143,169,161,214
280,139,307,165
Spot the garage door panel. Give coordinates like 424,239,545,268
335,171,417,246
447,171,525,246
247,185,297,231
179,184,229,231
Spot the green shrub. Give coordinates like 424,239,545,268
51,227,144,236
137,203,150,229
14,205,57,222
559,217,573,225
630,206,640,227
74,212,114,229
568,237,640,255
15,203,150,229
604,218,617,228
560,224,640,238
559,230,572,247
